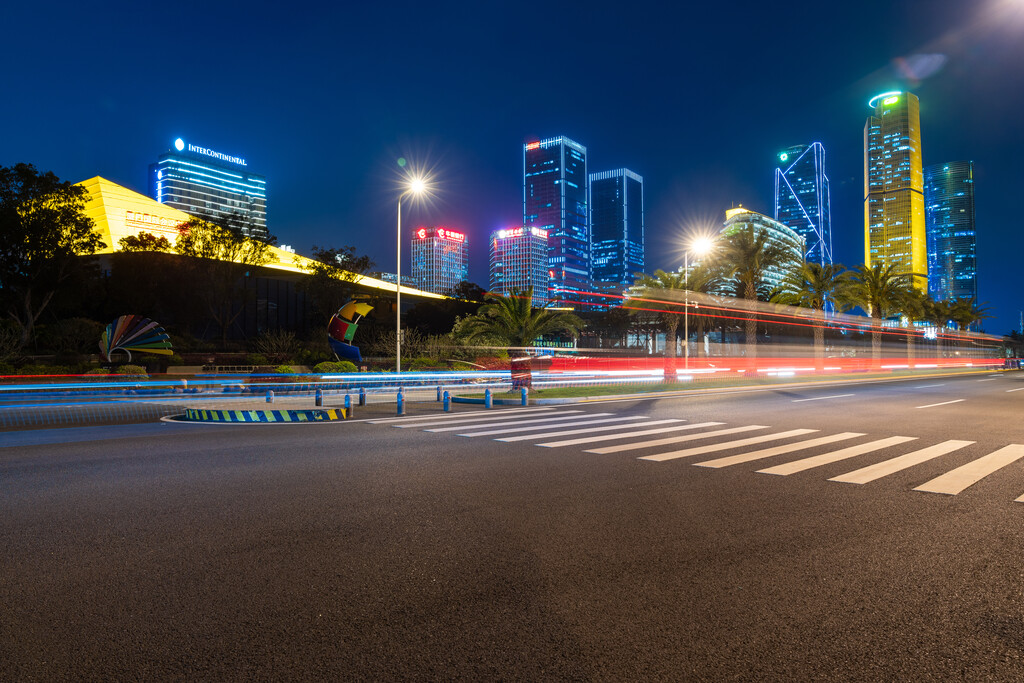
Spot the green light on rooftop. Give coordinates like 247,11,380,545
779,152,788,162
883,96,899,105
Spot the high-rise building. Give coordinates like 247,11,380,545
489,226,550,306
523,136,589,302
410,226,468,295
721,208,806,294
774,143,831,266
150,137,268,239
589,169,644,301
864,91,926,292
924,161,977,301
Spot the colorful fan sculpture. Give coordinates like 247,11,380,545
99,315,173,362
328,300,374,363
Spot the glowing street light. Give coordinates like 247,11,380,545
684,235,715,369
396,175,428,373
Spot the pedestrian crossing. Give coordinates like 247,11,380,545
367,407,1024,502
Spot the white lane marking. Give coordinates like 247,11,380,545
1006,388,1024,393
977,378,998,382
424,412,597,432
640,429,819,463
914,384,945,389
390,410,576,428
915,399,965,409
791,394,854,403
458,415,649,438
537,422,725,448
1015,493,1024,503
370,407,557,424
830,440,975,484
488,418,680,441
758,436,918,476
914,445,1024,495
694,432,866,469
586,425,769,455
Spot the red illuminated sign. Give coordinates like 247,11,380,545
526,141,540,150
415,227,465,242
416,228,427,239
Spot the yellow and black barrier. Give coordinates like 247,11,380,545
182,408,346,423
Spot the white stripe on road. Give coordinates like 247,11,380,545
458,415,649,437
424,412,597,432
791,394,854,403
394,409,574,427
639,429,818,463
830,440,975,484
370,407,557,424
914,384,945,389
915,399,965,409
694,432,865,469
488,418,680,441
977,378,998,382
913,444,1024,495
537,422,725,448
1007,388,1024,393
757,436,917,476
1015,493,1024,503
585,425,769,455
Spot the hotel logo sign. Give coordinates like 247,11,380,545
174,138,247,166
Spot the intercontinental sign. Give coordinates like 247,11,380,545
174,138,247,166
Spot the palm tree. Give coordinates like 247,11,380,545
777,262,852,370
846,262,917,365
922,297,953,359
899,288,931,367
682,262,726,359
456,288,583,388
714,224,801,360
631,269,689,377
949,297,990,332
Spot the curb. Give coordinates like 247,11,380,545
182,407,347,423
450,396,526,406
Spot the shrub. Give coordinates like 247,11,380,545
115,364,148,376
274,364,296,374
313,361,358,373
246,353,270,366
253,330,298,360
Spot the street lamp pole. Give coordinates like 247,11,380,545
396,196,403,373
684,251,690,370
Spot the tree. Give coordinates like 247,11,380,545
713,224,801,360
631,270,688,373
173,213,276,344
776,262,852,369
682,262,727,358
846,262,917,364
405,281,487,336
949,297,990,332
118,232,173,253
0,163,105,346
455,288,583,387
297,245,375,327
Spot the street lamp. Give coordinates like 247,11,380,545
683,236,714,369
396,176,427,373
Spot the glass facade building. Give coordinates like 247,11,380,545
410,227,469,295
774,143,831,266
721,208,806,294
589,169,644,300
150,137,268,240
489,227,550,306
864,91,926,292
523,136,589,302
924,161,977,301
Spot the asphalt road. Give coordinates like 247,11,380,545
3,371,1024,681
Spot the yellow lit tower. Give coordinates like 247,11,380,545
864,91,927,292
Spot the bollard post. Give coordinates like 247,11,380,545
396,390,405,416
437,385,442,402
315,388,323,407
484,388,492,409
358,387,366,406
266,389,274,404
180,379,188,393
521,387,528,406
443,390,451,412
344,394,352,416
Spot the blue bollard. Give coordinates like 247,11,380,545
521,387,528,406
266,389,274,404
443,390,450,412
437,385,442,402
397,390,405,416
344,394,352,415
359,387,366,406
484,388,492,409
315,388,323,407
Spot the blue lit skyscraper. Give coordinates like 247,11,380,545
523,136,589,302
774,142,831,265
589,169,644,299
925,161,977,301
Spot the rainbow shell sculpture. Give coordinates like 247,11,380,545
328,301,373,363
99,315,173,362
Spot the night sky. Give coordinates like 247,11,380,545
4,0,1022,332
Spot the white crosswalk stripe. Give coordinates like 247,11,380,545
694,432,866,469
536,422,725,448
757,436,917,476
639,429,818,463
913,444,1024,495
488,418,683,441
829,440,975,484
457,415,651,437
585,425,769,455
369,407,559,425
424,412,604,433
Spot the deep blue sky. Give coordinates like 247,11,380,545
4,0,1023,333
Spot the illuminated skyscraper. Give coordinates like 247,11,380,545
924,161,977,301
864,91,926,291
589,169,644,300
150,137,268,239
774,143,831,265
523,136,589,302
721,208,805,294
411,226,468,295
489,226,549,305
